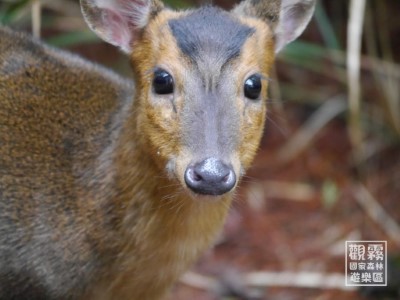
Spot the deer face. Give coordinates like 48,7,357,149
130,7,272,196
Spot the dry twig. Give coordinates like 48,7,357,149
32,0,41,38
355,184,400,248
347,0,366,159
181,271,357,293
277,95,347,163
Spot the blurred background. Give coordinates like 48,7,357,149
1,0,399,299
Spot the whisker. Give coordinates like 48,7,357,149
266,113,290,137
157,182,182,190
265,97,287,104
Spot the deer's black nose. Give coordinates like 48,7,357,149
184,158,236,196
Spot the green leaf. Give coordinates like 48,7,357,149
322,179,339,209
46,31,99,47
0,0,31,25
315,1,341,50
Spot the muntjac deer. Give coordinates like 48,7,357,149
0,0,315,298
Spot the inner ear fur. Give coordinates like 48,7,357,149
81,0,164,53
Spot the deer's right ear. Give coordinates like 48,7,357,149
233,0,316,53
81,0,164,53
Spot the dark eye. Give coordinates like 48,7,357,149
153,69,174,95
244,75,262,100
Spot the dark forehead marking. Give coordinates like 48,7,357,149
168,6,255,63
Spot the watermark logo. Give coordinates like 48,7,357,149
345,241,387,286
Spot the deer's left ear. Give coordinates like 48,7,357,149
232,0,316,53
81,0,164,53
